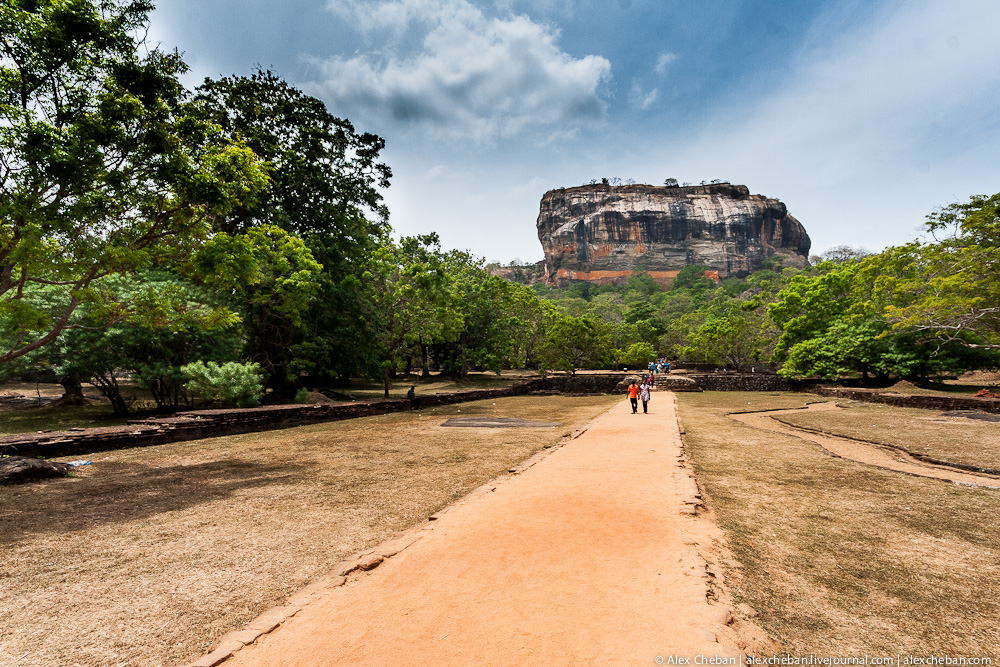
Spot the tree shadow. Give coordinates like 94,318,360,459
0,458,312,544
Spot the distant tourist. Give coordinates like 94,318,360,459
407,385,420,410
639,379,651,413
627,381,639,414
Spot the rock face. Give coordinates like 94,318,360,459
537,183,811,285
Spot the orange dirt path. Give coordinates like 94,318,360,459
222,396,743,667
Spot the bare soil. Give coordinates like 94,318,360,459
0,394,616,667
223,394,762,667
676,392,1000,658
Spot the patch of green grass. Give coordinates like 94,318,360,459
0,405,127,435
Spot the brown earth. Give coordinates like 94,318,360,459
732,402,1000,487
211,394,770,667
677,391,1000,657
0,395,616,667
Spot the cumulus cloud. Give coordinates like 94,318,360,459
653,51,677,74
312,0,611,142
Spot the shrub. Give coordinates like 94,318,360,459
181,361,264,407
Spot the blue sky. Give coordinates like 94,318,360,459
149,0,1000,263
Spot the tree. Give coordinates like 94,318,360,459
620,341,656,367
0,0,266,365
671,265,716,291
683,307,775,371
664,178,679,187
364,234,457,397
433,254,547,377
192,68,392,382
766,256,993,381
194,225,323,396
537,316,610,374
885,192,1000,348
809,245,872,265
40,272,241,414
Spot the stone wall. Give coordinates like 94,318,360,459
539,373,625,393
809,385,1000,413
0,380,546,460
687,373,797,392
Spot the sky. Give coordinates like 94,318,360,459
148,0,1000,264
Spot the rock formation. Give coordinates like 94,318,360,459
536,183,810,286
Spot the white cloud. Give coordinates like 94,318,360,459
686,0,998,254
628,82,658,110
653,51,677,74
312,0,611,142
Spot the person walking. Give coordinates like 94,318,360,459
639,379,651,414
627,381,639,414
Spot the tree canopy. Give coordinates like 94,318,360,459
0,0,266,364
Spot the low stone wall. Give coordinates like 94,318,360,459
687,373,797,392
809,385,1000,413
538,373,625,393
0,380,545,460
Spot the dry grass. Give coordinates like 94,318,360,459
0,394,617,667
777,401,1000,471
677,392,1000,658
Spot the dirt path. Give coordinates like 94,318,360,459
201,395,750,667
731,402,1000,489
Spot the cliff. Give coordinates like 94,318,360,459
536,183,811,286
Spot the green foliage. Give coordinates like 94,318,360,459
194,225,323,394
294,387,312,403
182,361,264,407
537,316,611,374
620,342,656,367
885,192,1000,348
683,308,775,371
671,265,716,290
0,0,267,365
42,272,242,414
363,234,460,395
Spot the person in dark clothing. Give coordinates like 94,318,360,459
407,385,420,410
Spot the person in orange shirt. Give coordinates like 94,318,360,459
627,381,639,414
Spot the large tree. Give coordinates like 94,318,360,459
885,192,1000,348
192,68,392,382
0,0,265,365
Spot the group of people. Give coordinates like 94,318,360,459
626,378,652,414
649,359,670,374
625,358,674,413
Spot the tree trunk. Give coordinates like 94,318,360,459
421,344,431,378
56,376,88,406
460,332,469,379
405,354,413,376
383,365,390,398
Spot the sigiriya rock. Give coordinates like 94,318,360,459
536,182,811,286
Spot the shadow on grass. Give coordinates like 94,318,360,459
0,458,311,544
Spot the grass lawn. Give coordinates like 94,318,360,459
0,394,616,667
677,391,1000,658
776,400,1000,471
